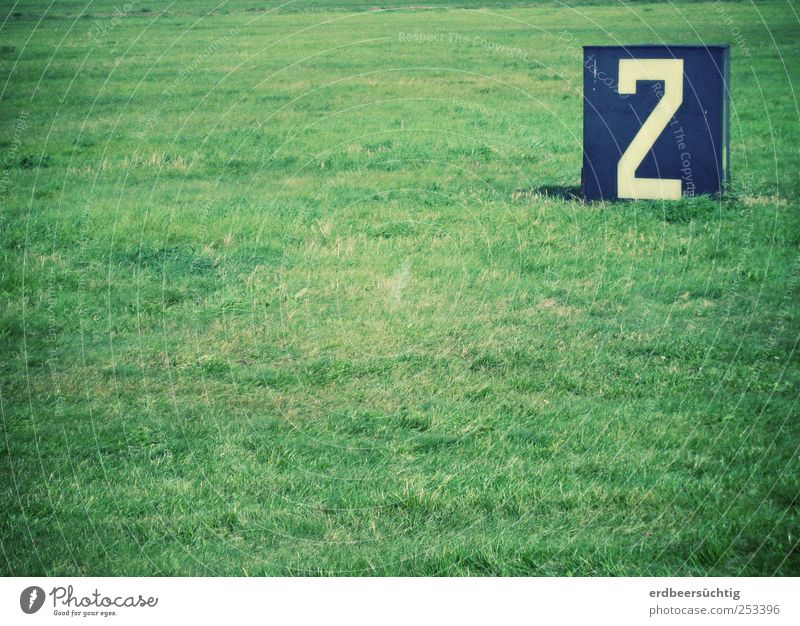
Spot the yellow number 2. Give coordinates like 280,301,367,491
617,58,684,200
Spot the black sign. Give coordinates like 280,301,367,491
582,45,730,202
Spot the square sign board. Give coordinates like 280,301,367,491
582,45,730,202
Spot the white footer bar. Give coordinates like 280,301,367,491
1,577,797,625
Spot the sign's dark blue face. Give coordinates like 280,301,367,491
582,45,730,202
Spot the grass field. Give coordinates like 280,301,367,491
1,0,799,576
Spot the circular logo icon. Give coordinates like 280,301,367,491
20,586,46,614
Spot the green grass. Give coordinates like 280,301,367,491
1,0,799,576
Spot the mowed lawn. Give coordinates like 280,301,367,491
1,1,798,575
